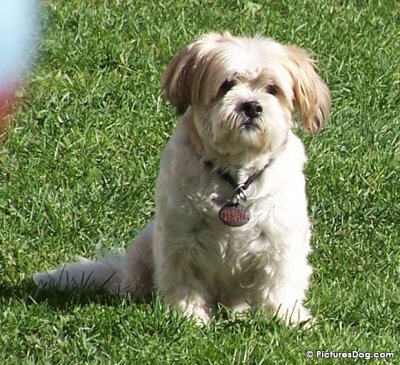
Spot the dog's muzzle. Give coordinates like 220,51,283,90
237,100,263,131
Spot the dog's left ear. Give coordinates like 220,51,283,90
285,46,331,132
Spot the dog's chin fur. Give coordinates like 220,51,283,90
33,32,331,326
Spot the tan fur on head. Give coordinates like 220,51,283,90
163,33,330,134
284,46,331,132
162,32,233,115
162,32,331,163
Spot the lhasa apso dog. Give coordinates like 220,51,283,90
34,32,330,325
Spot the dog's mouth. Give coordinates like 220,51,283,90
238,119,262,132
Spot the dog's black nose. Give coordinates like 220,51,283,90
241,101,263,118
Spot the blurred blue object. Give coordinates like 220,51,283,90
0,0,39,129
0,0,40,90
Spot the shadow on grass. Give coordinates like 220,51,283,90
0,280,313,334
0,279,152,311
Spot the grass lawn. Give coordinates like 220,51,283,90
1,0,399,363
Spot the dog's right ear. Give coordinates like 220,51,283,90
162,43,199,115
162,33,226,115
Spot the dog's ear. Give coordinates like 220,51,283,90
285,46,331,132
162,33,227,115
162,43,198,115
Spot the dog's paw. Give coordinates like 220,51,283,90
177,299,213,325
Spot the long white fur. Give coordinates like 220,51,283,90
34,33,330,325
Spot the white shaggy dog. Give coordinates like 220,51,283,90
34,32,330,325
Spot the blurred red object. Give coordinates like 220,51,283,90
0,89,15,137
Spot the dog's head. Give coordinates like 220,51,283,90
163,33,330,158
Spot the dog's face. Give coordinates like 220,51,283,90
163,33,330,158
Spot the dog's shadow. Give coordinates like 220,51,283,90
1,280,229,333
0,279,151,312
1,281,307,332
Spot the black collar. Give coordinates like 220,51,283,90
202,135,288,203
204,160,271,202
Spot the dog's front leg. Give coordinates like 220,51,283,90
260,256,313,326
153,239,214,325
155,265,213,325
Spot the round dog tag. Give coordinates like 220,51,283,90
219,202,250,227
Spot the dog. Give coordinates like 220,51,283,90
34,32,330,325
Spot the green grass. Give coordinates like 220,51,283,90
1,0,399,363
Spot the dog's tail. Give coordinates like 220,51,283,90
33,249,125,293
33,224,155,295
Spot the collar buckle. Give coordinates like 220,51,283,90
233,184,247,203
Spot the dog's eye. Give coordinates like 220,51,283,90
219,79,236,95
266,84,278,96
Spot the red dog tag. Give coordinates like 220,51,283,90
219,202,250,227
